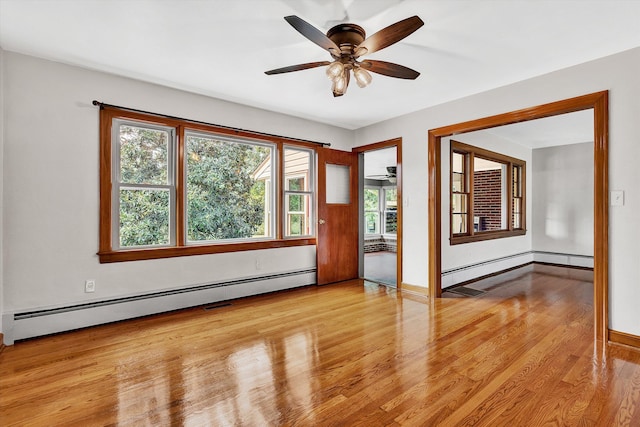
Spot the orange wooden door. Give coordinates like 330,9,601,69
316,147,359,285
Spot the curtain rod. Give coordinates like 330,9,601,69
92,100,331,147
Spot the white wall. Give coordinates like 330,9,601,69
532,142,594,256
0,48,5,336
1,52,352,320
4,47,640,340
355,47,640,337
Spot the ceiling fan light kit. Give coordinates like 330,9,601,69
265,15,424,97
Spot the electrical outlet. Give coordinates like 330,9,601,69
85,280,96,293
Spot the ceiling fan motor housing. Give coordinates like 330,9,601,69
327,23,365,57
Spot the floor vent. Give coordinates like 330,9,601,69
447,286,485,297
203,303,232,311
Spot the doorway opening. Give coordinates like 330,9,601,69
354,138,402,289
428,91,608,341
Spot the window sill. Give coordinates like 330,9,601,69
450,229,526,245
98,238,316,263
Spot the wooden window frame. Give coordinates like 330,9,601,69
449,140,526,245
283,146,315,238
98,106,316,263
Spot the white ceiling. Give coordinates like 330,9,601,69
1,0,640,130
364,109,594,178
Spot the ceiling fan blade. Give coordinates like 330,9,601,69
355,15,424,57
361,60,420,80
265,61,330,75
284,15,340,54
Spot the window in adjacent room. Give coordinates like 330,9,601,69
383,188,397,234
363,186,397,235
364,188,380,234
450,140,526,244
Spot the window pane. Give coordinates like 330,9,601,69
513,197,522,229
289,194,304,211
451,194,468,214
119,125,169,185
384,211,397,234
452,152,464,173
365,212,379,234
285,149,311,191
285,193,311,236
473,157,506,231
186,134,273,241
287,177,304,191
119,188,170,247
452,172,464,192
364,188,379,210
452,213,467,234
385,188,397,209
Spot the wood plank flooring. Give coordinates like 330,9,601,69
1,264,640,426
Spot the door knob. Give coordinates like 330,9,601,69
319,219,326,225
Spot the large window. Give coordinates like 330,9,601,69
99,107,316,262
185,131,275,243
450,140,526,244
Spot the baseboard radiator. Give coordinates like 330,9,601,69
442,251,593,289
2,269,316,345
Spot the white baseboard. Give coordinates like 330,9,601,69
442,252,534,289
532,251,593,268
2,269,315,345
441,251,593,289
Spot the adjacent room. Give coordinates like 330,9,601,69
1,1,640,425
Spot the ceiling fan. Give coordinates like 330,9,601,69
265,15,424,97
367,166,397,183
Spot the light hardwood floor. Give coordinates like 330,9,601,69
1,264,639,426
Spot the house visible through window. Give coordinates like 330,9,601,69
450,140,526,244
99,107,317,262
283,148,314,237
185,131,275,243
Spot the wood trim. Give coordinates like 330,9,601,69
0,333,5,354
397,140,403,289
428,131,442,298
451,229,526,245
276,145,284,240
175,126,186,245
427,91,609,342
608,329,640,350
400,282,428,297
98,238,316,263
593,93,609,343
352,137,403,289
98,108,115,254
352,138,400,153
